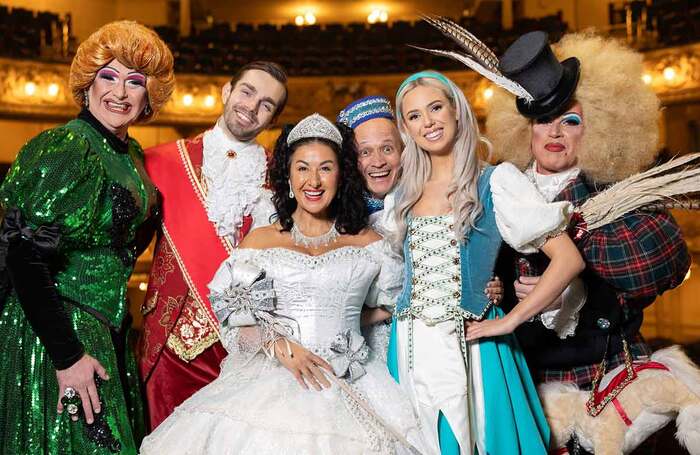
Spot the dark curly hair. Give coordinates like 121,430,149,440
269,121,368,235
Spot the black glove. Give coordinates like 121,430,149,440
1,207,84,370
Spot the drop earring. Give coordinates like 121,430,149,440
83,90,89,108
288,180,294,199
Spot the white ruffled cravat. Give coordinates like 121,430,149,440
201,118,272,245
527,163,581,202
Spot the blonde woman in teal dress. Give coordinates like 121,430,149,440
386,71,585,454
0,21,173,454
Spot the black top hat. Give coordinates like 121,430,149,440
498,31,580,120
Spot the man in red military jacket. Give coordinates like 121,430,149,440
140,61,288,430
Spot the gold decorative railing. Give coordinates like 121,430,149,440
1,40,698,126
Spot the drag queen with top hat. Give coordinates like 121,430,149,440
140,113,425,454
486,31,690,389
386,70,586,454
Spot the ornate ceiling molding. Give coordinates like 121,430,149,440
0,41,698,125
642,42,700,105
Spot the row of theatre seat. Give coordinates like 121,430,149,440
609,0,700,47
154,16,568,76
0,3,697,77
0,6,63,59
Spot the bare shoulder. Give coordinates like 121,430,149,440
341,228,382,247
239,224,282,249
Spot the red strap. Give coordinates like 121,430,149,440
592,361,670,407
612,397,633,426
551,447,570,455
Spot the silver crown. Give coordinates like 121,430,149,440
287,113,343,147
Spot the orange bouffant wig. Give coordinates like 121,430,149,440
486,32,660,183
69,20,175,122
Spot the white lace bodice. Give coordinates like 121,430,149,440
210,240,402,358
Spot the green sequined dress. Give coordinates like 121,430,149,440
0,114,156,454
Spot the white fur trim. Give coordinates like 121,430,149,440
676,404,700,454
652,346,700,398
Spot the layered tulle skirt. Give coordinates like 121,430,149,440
140,349,424,454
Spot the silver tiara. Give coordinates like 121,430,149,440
287,113,343,147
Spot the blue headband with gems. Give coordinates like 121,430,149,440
396,70,453,98
337,95,394,130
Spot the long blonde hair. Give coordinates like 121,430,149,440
394,74,490,244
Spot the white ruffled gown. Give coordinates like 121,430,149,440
140,240,425,454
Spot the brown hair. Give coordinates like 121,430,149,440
69,20,175,122
229,61,289,119
486,32,660,183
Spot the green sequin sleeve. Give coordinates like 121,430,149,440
0,126,106,246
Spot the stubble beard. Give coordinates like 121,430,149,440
223,103,260,142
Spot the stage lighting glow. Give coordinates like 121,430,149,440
24,81,36,96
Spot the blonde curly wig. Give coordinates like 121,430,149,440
69,20,175,122
486,32,660,183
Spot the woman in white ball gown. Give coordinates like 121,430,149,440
140,113,425,454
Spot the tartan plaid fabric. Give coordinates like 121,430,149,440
529,173,688,385
539,333,652,388
555,174,690,306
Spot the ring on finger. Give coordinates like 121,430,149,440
61,387,82,417
63,387,77,399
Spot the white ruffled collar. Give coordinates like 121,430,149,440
201,118,269,244
527,163,580,202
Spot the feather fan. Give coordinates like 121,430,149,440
577,153,700,230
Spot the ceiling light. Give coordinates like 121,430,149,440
24,81,36,96
663,67,676,81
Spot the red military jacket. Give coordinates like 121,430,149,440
138,134,254,380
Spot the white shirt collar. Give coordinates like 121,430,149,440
527,162,581,202
201,118,269,244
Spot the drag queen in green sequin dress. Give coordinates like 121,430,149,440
0,21,173,454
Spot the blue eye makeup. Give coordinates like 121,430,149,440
561,113,583,126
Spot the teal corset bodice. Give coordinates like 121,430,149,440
395,165,502,320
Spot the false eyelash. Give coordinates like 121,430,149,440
562,113,583,125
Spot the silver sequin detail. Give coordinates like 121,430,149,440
287,113,342,146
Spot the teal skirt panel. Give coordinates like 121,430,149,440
479,306,550,454
387,309,550,454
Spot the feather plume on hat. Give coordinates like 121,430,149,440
409,15,534,103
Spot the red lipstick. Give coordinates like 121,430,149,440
544,143,565,152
